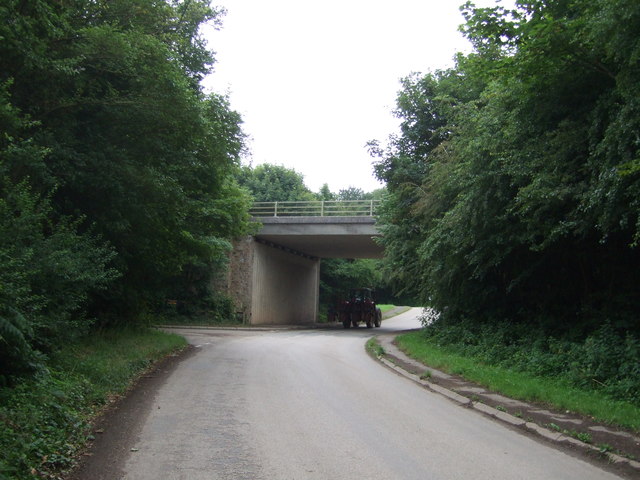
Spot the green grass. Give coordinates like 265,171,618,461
377,304,397,313
0,327,186,480
54,328,187,398
366,338,385,357
396,331,640,432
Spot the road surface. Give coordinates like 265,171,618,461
119,309,622,479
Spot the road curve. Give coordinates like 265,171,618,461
120,309,622,480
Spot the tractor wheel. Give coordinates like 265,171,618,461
365,312,373,328
374,308,382,327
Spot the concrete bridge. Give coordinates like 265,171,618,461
221,201,383,325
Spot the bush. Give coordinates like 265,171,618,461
420,316,640,404
159,291,239,325
0,180,117,382
0,327,186,479
0,369,93,479
573,324,640,401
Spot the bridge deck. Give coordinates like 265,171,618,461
254,215,382,259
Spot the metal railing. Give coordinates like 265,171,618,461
250,200,380,217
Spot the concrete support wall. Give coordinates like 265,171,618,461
225,237,319,325
251,242,319,325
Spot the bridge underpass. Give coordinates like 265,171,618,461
221,201,382,325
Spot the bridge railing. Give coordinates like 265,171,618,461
250,200,380,217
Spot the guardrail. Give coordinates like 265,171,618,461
250,200,380,217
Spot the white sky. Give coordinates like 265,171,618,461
202,1,502,194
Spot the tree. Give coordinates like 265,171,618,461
373,0,640,333
0,180,117,379
238,163,315,202
0,0,252,361
336,187,366,201
319,258,384,308
317,183,335,201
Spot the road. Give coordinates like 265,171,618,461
120,309,621,479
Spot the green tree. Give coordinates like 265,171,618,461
373,0,640,333
320,258,384,309
317,183,335,201
336,186,366,201
238,163,315,202
1,0,252,346
0,180,117,379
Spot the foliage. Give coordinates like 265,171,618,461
418,315,640,403
397,329,640,431
238,163,315,202
336,186,366,201
0,180,117,381
372,0,640,331
0,328,186,480
320,258,384,309
162,290,239,325
366,337,385,357
317,183,335,201
0,0,251,375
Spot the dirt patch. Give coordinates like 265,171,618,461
64,345,197,480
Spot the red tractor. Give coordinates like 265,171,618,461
337,288,382,329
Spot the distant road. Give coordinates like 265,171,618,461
119,309,621,479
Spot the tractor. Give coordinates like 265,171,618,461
337,288,382,329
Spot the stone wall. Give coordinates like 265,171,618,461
225,236,255,323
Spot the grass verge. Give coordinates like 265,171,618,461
0,327,186,480
377,304,396,313
366,337,385,357
396,331,640,432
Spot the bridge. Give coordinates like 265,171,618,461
251,200,383,258
221,201,383,325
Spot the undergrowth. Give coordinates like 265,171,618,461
416,317,640,404
0,328,186,480
397,319,640,431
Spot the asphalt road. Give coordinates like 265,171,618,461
119,309,622,480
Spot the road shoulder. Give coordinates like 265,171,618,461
64,345,197,480
373,333,640,479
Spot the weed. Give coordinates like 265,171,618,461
420,370,432,380
496,405,507,413
0,327,186,479
598,443,613,453
366,338,385,357
545,424,593,444
573,431,592,444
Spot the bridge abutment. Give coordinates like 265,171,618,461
223,211,381,326
225,237,319,325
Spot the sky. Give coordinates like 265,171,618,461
202,0,501,194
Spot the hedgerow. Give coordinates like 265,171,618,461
420,313,640,404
